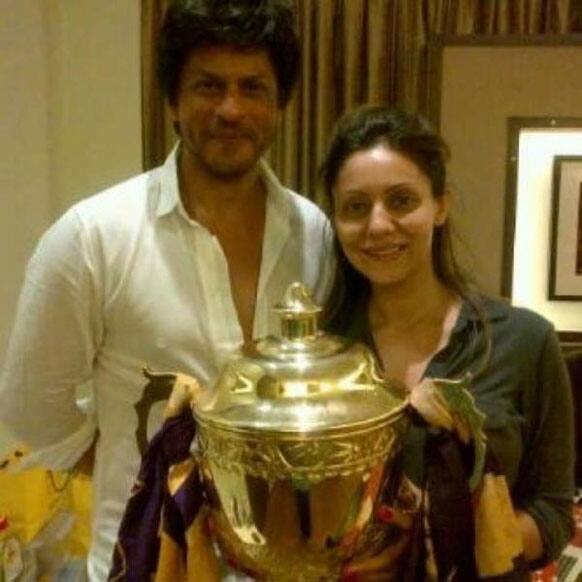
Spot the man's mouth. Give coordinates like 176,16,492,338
209,127,254,140
212,133,248,140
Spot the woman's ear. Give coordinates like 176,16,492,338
434,190,451,226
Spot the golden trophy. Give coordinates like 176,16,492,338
188,282,405,580
185,282,484,580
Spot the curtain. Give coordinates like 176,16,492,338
141,0,577,204
141,0,173,171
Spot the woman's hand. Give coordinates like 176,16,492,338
409,376,488,492
515,510,544,563
341,512,414,581
341,478,421,581
408,378,471,443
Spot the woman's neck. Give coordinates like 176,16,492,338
369,271,458,333
368,271,462,387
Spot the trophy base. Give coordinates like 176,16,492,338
198,410,409,580
208,469,392,581
216,533,343,581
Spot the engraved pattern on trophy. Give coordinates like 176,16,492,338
197,422,405,482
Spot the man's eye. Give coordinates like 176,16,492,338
193,79,222,93
242,80,269,96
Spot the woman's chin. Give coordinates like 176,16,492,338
359,269,409,289
350,259,406,286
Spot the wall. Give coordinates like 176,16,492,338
0,0,142,454
439,44,582,301
45,0,143,215
0,0,52,373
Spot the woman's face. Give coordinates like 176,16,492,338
333,144,448,289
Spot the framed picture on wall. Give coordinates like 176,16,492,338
501,117,582,343
549,156,582,301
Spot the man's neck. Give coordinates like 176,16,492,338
177,149,266,228
175,147,268,343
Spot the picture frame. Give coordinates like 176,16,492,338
549,155,582,301
501,117,582,344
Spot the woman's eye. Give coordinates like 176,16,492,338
339,199,369,218
386,191,419,214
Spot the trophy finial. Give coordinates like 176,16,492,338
274,282,322,340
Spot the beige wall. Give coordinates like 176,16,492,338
1,0,142,358
45,0,143,215
0,0,52,369
440,45,582,298
0,0,141,453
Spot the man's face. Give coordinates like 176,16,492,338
170,45,280,179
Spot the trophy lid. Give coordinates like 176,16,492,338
194,282,406,433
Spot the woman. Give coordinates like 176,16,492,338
320,106,574,578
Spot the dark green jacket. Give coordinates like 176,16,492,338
333,295,575,564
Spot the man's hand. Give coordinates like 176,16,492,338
74,436,97,478
163,373,205,419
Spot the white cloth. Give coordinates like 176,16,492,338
0,146,334,581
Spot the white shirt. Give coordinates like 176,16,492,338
0,147,334,580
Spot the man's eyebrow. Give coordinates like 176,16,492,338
240,74,271,83
189,70,222,79
187,70,269,82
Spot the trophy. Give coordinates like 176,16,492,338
186,282,484,580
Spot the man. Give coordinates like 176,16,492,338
0,1,333,579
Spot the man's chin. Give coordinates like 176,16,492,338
201,153,262,180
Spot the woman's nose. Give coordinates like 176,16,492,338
367,204,396,234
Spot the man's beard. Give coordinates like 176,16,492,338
199,151,259,179
192,133,267,179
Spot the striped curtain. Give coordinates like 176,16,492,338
141,0,576,204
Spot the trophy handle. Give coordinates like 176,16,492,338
135,367,209,456
431,374,487,491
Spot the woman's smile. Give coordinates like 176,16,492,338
360,242,407,260
333,144,448,288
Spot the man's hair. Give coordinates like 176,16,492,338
157,0,300,108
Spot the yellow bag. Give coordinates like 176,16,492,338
0,446,92,559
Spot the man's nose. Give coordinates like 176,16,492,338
367,204,396,234
216,89,243,121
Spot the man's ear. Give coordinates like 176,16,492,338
168,101,181,136
434,190,451,226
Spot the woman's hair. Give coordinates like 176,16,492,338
320,106,476,331
157,0,300,108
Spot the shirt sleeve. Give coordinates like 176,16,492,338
520,326,575,565
313,218,337,305
0,208,102,470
